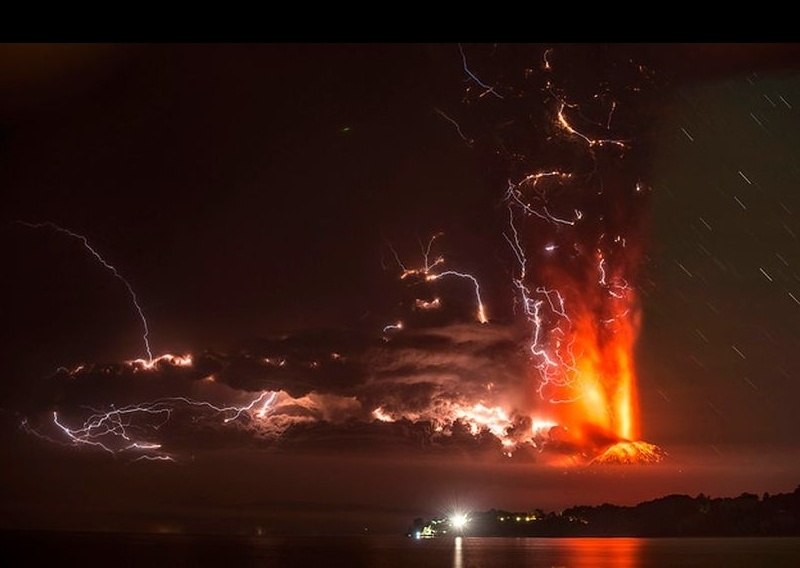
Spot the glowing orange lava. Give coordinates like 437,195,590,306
534,257,663,464
545,300,640,443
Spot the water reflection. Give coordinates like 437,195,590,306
453,536,462,568
9,533,799,567
558,537,641,568
448,536,644,567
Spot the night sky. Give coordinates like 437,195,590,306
2,43,800,536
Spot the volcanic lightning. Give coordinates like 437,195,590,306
453,43,666,464
387,234,489,325
17,221,155,362
22,387,281,461
15,45,669,466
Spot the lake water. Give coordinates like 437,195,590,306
3,531,800,567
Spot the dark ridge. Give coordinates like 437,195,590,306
409,485,800,537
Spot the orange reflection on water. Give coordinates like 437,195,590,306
558,537,641,568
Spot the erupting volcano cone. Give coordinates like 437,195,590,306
591,440,667,465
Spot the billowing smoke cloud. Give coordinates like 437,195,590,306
17,321,546,461
14,45,669,465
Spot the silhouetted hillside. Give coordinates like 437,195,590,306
409,485,800,537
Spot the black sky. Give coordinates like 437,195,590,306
2,43,800,535
2,44,486,355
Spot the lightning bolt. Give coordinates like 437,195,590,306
23,390,279,462
16,221,153,361
387,233,489,325
458,43,503,99
453,44,663,462
14,45,666,466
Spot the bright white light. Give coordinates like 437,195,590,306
450,513,469,530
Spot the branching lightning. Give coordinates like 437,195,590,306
17,221,154,361
459,43,503,100
14,45,668,466
387,233,489,326
23,390,279,461
452,44,665,463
